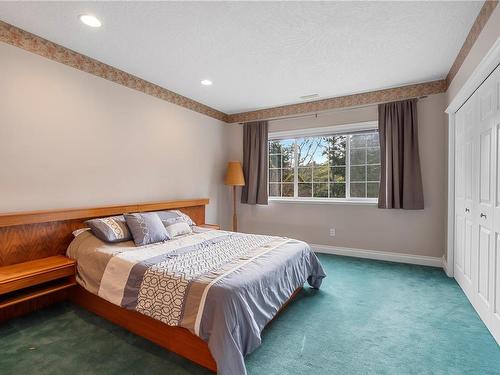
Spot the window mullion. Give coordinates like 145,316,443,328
346,136,351,199
294,139,298,198
327,137,331,198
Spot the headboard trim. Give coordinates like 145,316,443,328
0,199,209,228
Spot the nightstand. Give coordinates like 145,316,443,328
0,255,76,309
198,223,221,230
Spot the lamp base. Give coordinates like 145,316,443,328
232,185,237,232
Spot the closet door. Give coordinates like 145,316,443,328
490,66,500,342
455,63,500,345
475,74,496,321
454,99,476,299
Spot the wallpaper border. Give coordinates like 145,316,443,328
446,0,499,87
0,20,228,122
226,80,447,123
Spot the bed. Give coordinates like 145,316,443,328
0,199,325,375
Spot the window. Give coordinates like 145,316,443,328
268,123,380,202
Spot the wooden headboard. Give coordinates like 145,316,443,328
0,199,208,266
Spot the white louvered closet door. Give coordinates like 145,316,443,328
454,64,500,345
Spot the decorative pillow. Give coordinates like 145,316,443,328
175,210,195,226
85,216,132,243
124,212,170,246
156,210,196,227
165,221,192,238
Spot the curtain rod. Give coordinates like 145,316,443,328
239,95,428,124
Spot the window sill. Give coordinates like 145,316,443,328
268,197,378,206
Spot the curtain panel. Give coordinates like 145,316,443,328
378,99,424,209
241,121,269,205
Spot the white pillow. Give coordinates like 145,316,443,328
72,228,91,237
165,221,192,238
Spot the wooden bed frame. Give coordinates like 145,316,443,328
0,198,301,373
72,284,301,372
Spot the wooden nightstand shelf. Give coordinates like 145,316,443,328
0,255,76,309
199,223,221,230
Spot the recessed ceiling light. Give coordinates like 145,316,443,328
300,93,319,100
201,79,213,86
79,14,102,28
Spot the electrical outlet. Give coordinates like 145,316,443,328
329,228,336,237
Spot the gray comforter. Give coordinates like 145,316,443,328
67,228,326,375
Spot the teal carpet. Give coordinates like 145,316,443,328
1,254,499,374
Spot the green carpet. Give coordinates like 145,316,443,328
1,254,499,374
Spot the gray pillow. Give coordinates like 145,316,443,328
85,215,132,243
124,212,170,246
156,210,196,227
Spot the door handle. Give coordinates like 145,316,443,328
480,213,487,219
465,208,470,213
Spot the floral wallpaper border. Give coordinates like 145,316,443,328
446,1,498,87
227,80,447,123
0,20,228,122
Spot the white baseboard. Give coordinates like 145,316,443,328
311,244,443,268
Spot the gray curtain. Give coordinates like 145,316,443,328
241,121,268,205
378,99,424,209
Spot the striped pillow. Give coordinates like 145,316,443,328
85,215,132,243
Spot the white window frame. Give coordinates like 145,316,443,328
268,121,379,205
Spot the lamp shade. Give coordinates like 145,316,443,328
224,161,245,186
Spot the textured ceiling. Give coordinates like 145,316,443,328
0,1,482,114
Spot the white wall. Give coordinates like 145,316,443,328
227,94,447,258
0,42,233,226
